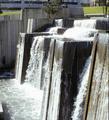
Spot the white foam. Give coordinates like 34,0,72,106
25,36,44,88
46,27,62,35
74,19,97,29
72,57,91,120
55,19,63,27
0,80,43,120
63,27,98,41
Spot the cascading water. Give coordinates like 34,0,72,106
0,36,46,120
1,18,107,120
55,19,63,27
46,27,62,35
46,19,64,35
25,36,44,88
63,27,98,40
74,19,97,29
71,57,91,120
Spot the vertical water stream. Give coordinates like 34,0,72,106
72,57,91,120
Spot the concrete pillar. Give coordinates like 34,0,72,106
84,33,109,120
15,33,50,83
41,39,92,120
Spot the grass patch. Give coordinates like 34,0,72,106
83,6,109,15
0,11,21,16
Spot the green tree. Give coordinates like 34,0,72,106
43,0,61,19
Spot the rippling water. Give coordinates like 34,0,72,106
0,79,43,120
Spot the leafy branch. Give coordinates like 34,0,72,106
43,0,61,19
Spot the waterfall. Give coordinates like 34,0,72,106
55,19,63,27
2,18,107,120
46,27,62,35
0,36,45,120
24,20,95,120
63,27,98,40
25,35,57,90
25,36,44,88
72,57,91,120
0,35,56,120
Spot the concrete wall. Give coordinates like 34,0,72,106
0,10,50,69
27,18,51,33
15,33,50,83
15,33,27,83
21,6,83,32
16,33,92,120
21,9,49,33
0,19,21,68
0,6,83,68
83,33,109,120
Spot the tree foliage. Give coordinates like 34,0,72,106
43,0,61,19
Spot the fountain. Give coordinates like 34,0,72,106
21,26,94,120
22,19,108,120
0,18,108,120
14,25,94,120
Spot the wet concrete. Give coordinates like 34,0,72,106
84,33,109,120
16,33,93,120
16,33,50,84
58,41,92,120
